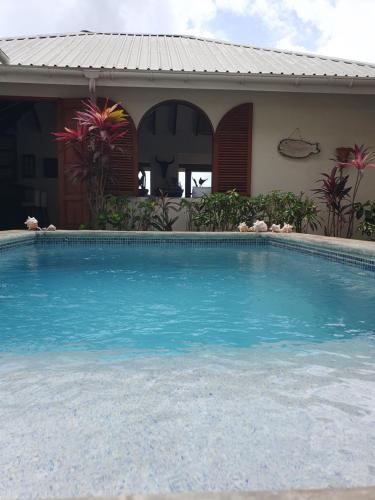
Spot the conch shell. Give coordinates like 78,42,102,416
271,224,281,233
238,222,250,232
252,220,268,232
24,216,39,231
281,223,293,233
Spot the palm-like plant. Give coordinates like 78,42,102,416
54,99,129,227
337,145,375,237
313,166,351,237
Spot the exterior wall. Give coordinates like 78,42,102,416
119,88,375,204
2,81,375,220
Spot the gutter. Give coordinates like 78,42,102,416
2,64,375,95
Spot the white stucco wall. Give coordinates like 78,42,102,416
114,87,375,204
2,81,375,228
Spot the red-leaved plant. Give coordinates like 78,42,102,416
314,145,375,238
338,145,375,238
313,164,351,237
54,99,129,227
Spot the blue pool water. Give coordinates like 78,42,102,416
1,245,375,355
1,244,375,498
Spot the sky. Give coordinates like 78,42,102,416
1,0,375,63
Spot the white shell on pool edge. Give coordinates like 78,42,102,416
24,216,39,231
281,223,293,233
253,220,268,232
238,222,249,232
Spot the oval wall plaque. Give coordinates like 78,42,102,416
278,138,320,159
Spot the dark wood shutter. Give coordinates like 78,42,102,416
98,98,138,197
213,103,253,195
57,98,89,229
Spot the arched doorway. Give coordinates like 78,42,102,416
137,100,213,197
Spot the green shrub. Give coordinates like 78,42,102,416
97,190,320,233
356,200,375,239
150,193,180,231
98,195,156,231
189,190,319,233
252,191,320,232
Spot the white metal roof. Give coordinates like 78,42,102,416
0,47,9,64
1,32,375,79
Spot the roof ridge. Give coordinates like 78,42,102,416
1,31,375,69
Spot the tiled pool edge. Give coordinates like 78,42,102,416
0,231,35,253
1,230,375,271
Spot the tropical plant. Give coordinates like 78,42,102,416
136,198,157,231
98,195,157,231
180,198,203,231
253,191,285,226
236,196,260,227
193,177,207,187
356,200,375,239
337,144,375,238
312,166,351,237
253,191,320,232
53,99,129,227
192,190,242,231
151,192,180,231
282,193,320,233
98,195,136,230
187,190,319,233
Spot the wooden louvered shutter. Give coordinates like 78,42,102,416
213,103,253,195
57,98,89,229
98,98,138,197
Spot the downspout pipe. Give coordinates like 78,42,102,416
83,69,100,100
0,48,9,65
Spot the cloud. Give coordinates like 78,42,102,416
247,0,375,63
0,0,218,38
1,0,375,63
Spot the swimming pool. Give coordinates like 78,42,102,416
1,234,375,498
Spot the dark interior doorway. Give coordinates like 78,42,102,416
137,100,213,197
0,98,58,229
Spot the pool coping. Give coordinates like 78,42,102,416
1,230,375,271
0,229,374,252
53,486,375,499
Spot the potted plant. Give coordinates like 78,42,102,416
192,177,211,198
138,167,149,196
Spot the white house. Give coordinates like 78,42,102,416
0,31,375,228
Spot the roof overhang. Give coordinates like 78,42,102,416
2,64,375,95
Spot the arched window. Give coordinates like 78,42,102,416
138,100,213,197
